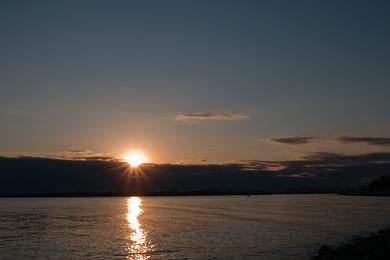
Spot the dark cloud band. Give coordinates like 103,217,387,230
175,112,248,121
268,137,316,145
1,152,390,194
267,136,390,146
337,137,390,146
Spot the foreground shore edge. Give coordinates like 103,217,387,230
310,228,390,260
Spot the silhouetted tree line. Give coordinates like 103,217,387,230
369,176,390,191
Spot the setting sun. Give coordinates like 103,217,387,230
124,151,148,168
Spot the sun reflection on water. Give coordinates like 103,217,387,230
126,197,152,259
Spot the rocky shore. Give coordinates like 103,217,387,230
310,228,390,260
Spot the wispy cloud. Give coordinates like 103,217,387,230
266,136,390,146
267,137,317,145
175,112,248,121
0,150,115,161
336,136,390,146
57,150,115,161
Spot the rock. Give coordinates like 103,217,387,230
310,228,390,260
318,245,334,256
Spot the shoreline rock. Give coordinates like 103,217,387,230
310,228,390,260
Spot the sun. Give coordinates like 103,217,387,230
124,150,148,168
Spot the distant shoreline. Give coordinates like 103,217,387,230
0,191,338,197
0,192,349,198
0,191,273,198
1,191,389,198
338,191,390,196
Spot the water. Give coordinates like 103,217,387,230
0,195,389,259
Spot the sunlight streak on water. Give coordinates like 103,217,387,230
126,197,152,259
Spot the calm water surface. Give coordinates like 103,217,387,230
0,195,390,259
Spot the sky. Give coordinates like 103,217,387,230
1,0,389,163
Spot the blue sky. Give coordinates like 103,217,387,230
0,0,389,162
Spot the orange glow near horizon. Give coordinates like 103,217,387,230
123,150,149,168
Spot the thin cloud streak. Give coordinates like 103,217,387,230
337,137,390,146
268,137,317,145
267,136,390,146
0,150,116,161
175,112,248,121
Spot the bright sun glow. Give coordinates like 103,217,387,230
124,151,148,168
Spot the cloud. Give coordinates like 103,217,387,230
1,152,389,194
336,137,390,146
299,152,390,164
175,112,248,121
0,150,115,161
266,136,390,146
57,150,115,160
268,136,317,145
